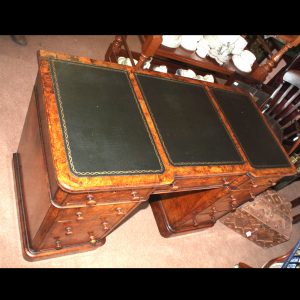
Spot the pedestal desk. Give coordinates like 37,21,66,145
13,50,296,261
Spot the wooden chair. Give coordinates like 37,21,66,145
260,69,300,156
260,69,300,193
238,250,291,268
238,239,300,268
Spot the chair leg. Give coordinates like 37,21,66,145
291,196,300,208
104,35,123,62
273,174,300,191
293,214,300,224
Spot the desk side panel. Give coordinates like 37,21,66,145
17,86,51,241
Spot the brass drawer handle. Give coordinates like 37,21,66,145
86,194,96,206
76,211,84,220
65,226,73,235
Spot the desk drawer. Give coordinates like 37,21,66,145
64,188,153,206
41,218,112,250
155,175,236,194
58,201,138,222
231,177,279,190
41,202,140,250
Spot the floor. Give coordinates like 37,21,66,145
0,35,299,268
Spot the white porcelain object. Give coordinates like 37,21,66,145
240,49,256,66
153,65,168,73
218,35,240,45
203,74,214,83
231,36,248,55
196,39,210,58
232,54,252,73
203,35,223,50
117,56,126,64
195,74,214,83
180,35,202,51
143,58,152,69
162,35,182,48
117,56,138,66
175,68,197,78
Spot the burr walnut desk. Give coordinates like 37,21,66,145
13,50,296,261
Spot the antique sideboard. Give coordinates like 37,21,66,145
13,50,296,261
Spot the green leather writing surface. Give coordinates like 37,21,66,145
135,73,243,166
211,88,291,169
49,59,164,176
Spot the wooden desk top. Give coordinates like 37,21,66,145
37,50,295,193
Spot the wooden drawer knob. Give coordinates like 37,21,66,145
55,239,62,250
86,194,96,206
250,180,258,188
89,234,97,245
171,182,179,191
102,222,109,231
131,191,140,200
249,193,255,201
231,200,237,212
116,207,124,215
76,211,84,220
65,226,73,235
223,177,230,185
193,217,198,227
210,214,216,223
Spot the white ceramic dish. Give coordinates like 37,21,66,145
232,55,252,73
180,35,202,51
161,35,182,48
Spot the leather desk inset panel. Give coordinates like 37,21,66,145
49,59,164,176
135,73,243,166
211,88,291,169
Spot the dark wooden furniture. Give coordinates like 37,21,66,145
252,36,300,82
13,50,296,261
105,35,300,88
105,35,264,86
260,69,300,155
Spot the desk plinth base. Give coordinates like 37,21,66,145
13,153,106,262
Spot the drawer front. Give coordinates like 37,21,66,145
41,218,112,250
64,188,153,206
232,177,279,190
59,202,138,222
191,189,257,223
193,212,215,226
155,175,236,194
177,213,214,231
41,202,140,250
